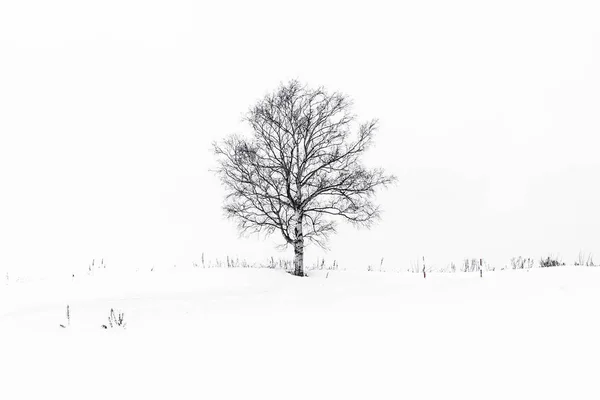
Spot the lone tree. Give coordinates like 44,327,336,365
213,81,396,276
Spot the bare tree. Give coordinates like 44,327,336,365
213,81,396,276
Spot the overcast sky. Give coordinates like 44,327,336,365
1,0,599,277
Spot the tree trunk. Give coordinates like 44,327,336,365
293,211,304,276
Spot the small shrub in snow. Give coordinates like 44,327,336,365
510,257,535,270
193,255,295,271
313,258,340,271
461,259,478,272
102,308,127,329
459,258,494,273
575,252,595,267
539,256,565,268
461,259,474,272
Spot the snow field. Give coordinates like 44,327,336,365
1,267,599,399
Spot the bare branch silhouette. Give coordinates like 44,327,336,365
213,80,396,276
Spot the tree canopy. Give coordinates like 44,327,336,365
213,80,396,275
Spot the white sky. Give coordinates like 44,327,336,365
1,0,599,277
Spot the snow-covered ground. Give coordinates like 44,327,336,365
1,266,599,399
